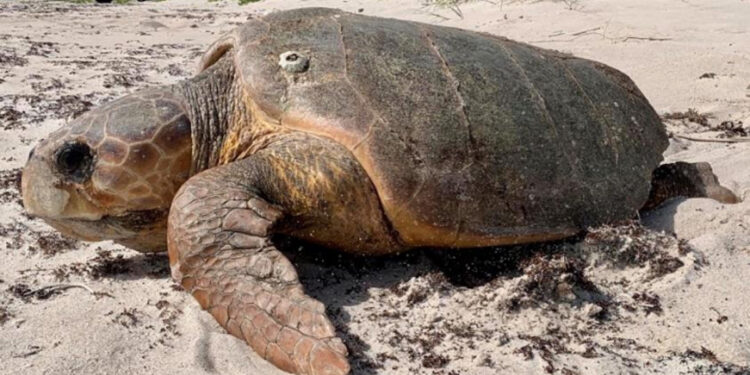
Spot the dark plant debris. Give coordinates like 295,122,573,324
0,106,25,130
53,250,169,281
0,168,22,192
685,346,719,363
26,41,58,57
663,108,710,127
49,94,94,120
103,73,144,88
663,109,748,138
679,346,750,373
507,252,607,311
0,168,23,205
422,353,450,368
113,307,141,329
715,120,747,138
0,306,12,326
34,233,79,257
632,292,662,316
8,283,62,301
581,222,685,279
517,334,570,374
0,49,28,66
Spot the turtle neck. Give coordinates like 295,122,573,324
172,53,238,175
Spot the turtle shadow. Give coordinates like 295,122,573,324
84,251,171,281
280,233,584,293
640,198,684,234
275,234,582,374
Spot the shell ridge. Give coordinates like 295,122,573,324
331,14,428,226
556,60,620,165
488,37,588,201
332,15,382,148
420,25,475,152
419,25,473,244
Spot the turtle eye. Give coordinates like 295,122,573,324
55,142,94,183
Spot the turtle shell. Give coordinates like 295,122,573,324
199,8,668,247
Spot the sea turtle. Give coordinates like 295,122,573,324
21,8,737,375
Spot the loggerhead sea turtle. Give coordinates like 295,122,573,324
21,8,738,375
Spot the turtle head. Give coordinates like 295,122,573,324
22,88,192,252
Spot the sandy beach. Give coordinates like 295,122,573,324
1,0,749,374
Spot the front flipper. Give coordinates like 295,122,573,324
642,161,740,210
167,159,350,375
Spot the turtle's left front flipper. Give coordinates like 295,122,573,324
167,155,351,375
642,161,740,210
167,133,402,375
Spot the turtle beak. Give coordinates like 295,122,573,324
22,147,106,224
22,140,165,249
22,153,70,219
22,160,113,242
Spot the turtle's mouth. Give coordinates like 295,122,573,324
41,209,168,252
102,209,168,232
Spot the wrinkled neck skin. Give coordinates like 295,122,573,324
172,54,239,174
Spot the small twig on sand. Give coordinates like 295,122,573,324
621,36,673,42
535,22,671,44
12,345,43,359
571,26,602,36
422,0,464,19
425,11,451,21
27,283,99,299
673,134,750,143
449,4,464,18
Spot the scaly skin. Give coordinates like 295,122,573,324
168,161,349,375
168,133,403,374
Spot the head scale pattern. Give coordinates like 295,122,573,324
58,88,191,212
22,87,193,251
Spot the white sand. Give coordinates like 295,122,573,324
1,0,748,374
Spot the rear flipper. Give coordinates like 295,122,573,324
642,161,740,210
